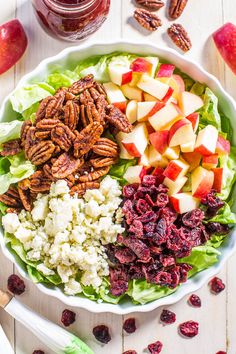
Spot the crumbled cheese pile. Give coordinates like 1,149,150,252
2,176,124,295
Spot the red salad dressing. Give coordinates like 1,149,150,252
32,0,110,41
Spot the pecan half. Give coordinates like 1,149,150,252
18,180,32,211
90,156,117,168
43,164,55,181
79,166,110,182
24,127,38,159
64,100,80,131
68,75,94,95
0,186,22,208
45,94,64,119
1,140,21,156
105,105,132,133
36,96,55,123
135,0,164,11
35,118,61,140
29,170,52,193
79,89,94,105
80,103,101,128
74,122,103,158
27,140,55,166
168,24,192,52
52,153,84,179
6,207,21,214
169,0,188,19
134,8,162,31
92,138,119,157
51,123,76,152
21,120,32,147
70,181,100,196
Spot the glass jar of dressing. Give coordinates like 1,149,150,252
32,0,110,41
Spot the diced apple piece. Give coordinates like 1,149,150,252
131,57,159,77
163,146,180,160
139,148,150,167
179,91,204,116
149,130,169,154
159,75,185,102
143,92,158,102
163,159,189,181
180,135,196,153
172,75,185,92
124,165,147,184
116,132,134,160
156,64,175,78
108,64,132,86
137,74,174,101
202,154,218,169
212,167,224,193
168,118,195,147
164,176,188,196
103,82,127,112
195,125,218,156
182,151,202,172
170,192,200,214
215,135,230,155
152,167,165,184
145,57,159,77
126,100,138,124
122,123,149,157
121,84,143,101
149,103,180,131
186,112,199,133
148,145,169,168
137,101,165,122
191,166,214,199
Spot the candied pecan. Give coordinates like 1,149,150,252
68,74,94,95
134,8,162,31
6,207,21,214
135,0,164,11
89,86,103,101
27,141,55,166
70,181,100,196
79,166,110,182
35,118,61,140
35,130,51,140
92,138,119,157
90,156,117,168
36,96,55,122
168,24,192,52
1,139,21,156
43,164,55,180
105,105,132,133
52,153,84,179
80,103,101,127
64,100,80,131
169,0,188,19
0,186,22,208
73,122,103,157
20,120,32,147
51,123,76,152
94,82,107,96
65,174,76,188
24,127,38,158
96,95,108,122
18,181,32,211
29,171,52,193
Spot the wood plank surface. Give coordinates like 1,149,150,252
0,0,235,353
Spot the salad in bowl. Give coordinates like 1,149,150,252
0,49,236,308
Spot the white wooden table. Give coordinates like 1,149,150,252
0,1,236,353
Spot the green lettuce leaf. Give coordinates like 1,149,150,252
206,234,228,248
10,83,55,114
47,70,80,90
190,82,206,96
99,279,124,304
22,102,39,121
109,158,137,185
0,202,7,215
0,121,23,144
0,152,36,194
208,202,236,224
199,88,221,131
218,146,236,200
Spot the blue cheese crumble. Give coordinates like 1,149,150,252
2,176,124,295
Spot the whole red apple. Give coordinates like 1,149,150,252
0,19,28,75
213,23,236,75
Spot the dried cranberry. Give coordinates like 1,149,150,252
129,220,144,238
209,277,225,294
61,309,76,327
123,351,137,354
32,351,45,354
201,190,225,216
148,340,163,353
182,209,204,228
110,280,128,296
123,184,139,198
123,237,150,261
128,265,144,280
136,199,151,214
159,255,175,267
115,248,136,264
179,321,199,338
160,309,176,324
143,222,156,234
156,193,169,208
123,318,136,334
188,294,201,307
138,211,157,223
142,175,157,186
206,222,229,234
93,325,111,344
7,274,25,295
156,184,168,193
216,351,226,354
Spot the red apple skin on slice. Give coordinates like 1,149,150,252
113,101,127,113
212,167,223,193
202,154,218,169
168,118,194,147
131,58,153,74
192,166,214,199
0,19,28,75
122,71,133,85
213,23,236,75
149,130,169,154
162,86,174,103
122,142,141,157
216,135,230,155
156,64,175,78
186,112,199,133
163,160,189,182
172,74,185,92
182,151,202,172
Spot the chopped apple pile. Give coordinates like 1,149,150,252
103,57,231,214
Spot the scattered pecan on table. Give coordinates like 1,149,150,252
134,8,162,31
0,75,128,211
167,23,192,52
168,0,188,19
135,0,164,11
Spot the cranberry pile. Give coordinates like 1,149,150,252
107,175,228,297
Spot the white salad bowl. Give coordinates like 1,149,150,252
1,41,236,315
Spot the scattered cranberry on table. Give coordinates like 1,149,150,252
123,351,137,354
209,277,225,294
7,274,25,295
188,294,202,307
123,318,136,334
160,309,176,324
179,320,199,338
61,309,76,327
93,325,111,344
148,340,163,354
216,351,226,354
